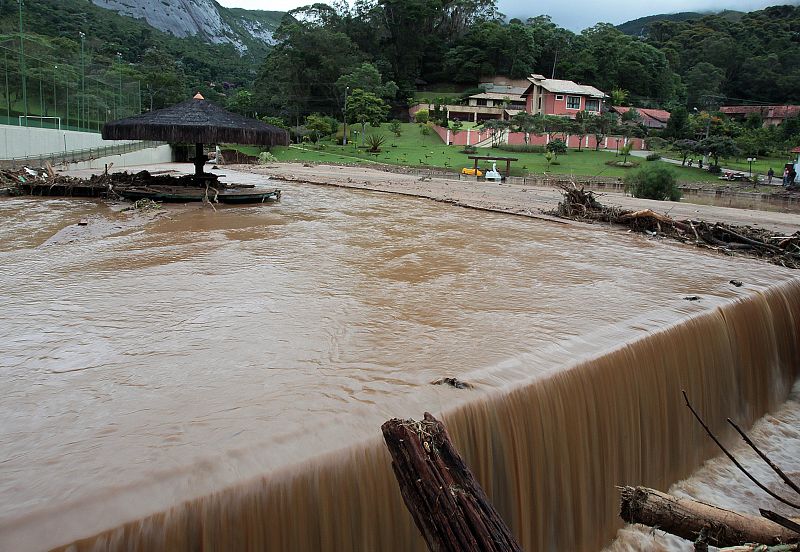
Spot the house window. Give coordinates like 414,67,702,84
585,99,600,112
566,96,581,110
555,95,564,100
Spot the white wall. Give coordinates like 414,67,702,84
0,125,137,159
66,145,174,170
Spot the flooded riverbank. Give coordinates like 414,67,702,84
1,171,799,550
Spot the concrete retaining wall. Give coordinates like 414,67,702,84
0,125,137,159
65,145,174,171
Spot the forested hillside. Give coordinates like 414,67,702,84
0,0,280,120
1,0,799,130
616,10,745,36
254,2,800,121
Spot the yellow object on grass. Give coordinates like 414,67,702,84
461,167,483,177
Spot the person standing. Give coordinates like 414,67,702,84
768,167,774,184
785,167,791,186
789,166,798,187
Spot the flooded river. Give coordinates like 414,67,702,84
1,180,798,551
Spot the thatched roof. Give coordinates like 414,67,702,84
102,94,289,146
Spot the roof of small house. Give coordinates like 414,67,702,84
469,92,526,101
613,106,671,125
720,105,800,119
522,75,607,99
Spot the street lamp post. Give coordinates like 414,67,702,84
79,31,85,129
4,52,10,121
747,157,756,179
19,0,27,127
53,65,57,124
342,86,349,146
116,52,122,118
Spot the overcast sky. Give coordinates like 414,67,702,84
217,0,797,30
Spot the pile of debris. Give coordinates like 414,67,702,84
553,183,800,269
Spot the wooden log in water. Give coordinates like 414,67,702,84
381,412,522,552
619,486,798,548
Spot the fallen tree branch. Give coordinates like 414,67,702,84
683,391,800,510
381,412,523,552
551,184,800,269
760,510,800,535
727,418,800,498
619,486,798,547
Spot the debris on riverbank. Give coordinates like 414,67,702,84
553,183,800,269
3,167,280,204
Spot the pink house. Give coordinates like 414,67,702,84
521,74,607,118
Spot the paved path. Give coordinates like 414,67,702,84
630,150,783,184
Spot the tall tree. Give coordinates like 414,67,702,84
255,9,364,120
346,88,389,145
336,62,398,100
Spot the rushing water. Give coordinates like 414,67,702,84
0,181,798,551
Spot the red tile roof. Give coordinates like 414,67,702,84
720,105,800,119
612,106,671,126
792,146,800,153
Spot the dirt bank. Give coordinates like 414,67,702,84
237,163,800,235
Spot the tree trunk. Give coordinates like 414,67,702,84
620,486,798,548
381,412,523,552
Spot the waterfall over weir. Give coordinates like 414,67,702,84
55,279,800,552
1,185,799,552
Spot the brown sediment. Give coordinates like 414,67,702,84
236,163,800,235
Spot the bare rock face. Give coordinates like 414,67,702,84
90,0,277,53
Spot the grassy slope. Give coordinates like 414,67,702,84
237,123,722,184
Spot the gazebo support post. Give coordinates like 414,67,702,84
194,142,205,177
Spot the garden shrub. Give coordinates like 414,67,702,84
497,144,546,153
624,164,682,201
257,152,278,164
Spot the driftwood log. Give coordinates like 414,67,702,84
381,412,523,552
620,486,799,548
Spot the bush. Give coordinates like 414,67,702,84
646,153,661,161
461,145,477,154
708,164,722,174
257,152,278,164
605,160,640,168
389,120,402,137
419,123,431,136
335,127,353,145
546,139,568,155
645,137,668,151
365,133,386,153
497,144,546,153
414,109,429,124
624,164,682,201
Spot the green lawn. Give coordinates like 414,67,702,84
652,147,794,177
714,155,794,175
234,123,724,184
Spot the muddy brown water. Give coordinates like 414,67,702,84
1,181,799,551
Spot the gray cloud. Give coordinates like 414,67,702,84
501,0,799,31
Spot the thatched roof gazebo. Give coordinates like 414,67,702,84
102,93,289,180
